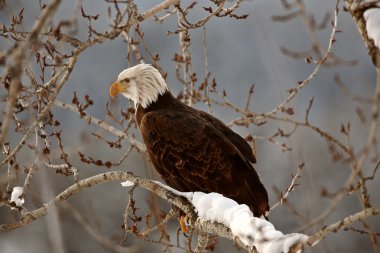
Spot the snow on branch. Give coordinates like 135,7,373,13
10,187,25,208
364,8,380,49
190,192,308,253
121,180,135,187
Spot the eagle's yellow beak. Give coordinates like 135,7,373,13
109,81,125,98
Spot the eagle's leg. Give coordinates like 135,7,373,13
179,214,189,235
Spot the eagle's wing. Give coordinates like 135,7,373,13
198,111,256,163
140,109,269,216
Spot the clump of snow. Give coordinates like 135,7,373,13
10,186,24,207
190,192,309,253
121,180,135,187
364,8,380,49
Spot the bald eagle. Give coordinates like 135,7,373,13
110,64,269,227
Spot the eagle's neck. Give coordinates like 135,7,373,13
135,83,168,109
133,69,169,108
135,91,181,126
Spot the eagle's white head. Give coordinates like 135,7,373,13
110,64,169,108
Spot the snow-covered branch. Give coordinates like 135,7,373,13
3,171,379,252
346,0,380,65
364,8,380,49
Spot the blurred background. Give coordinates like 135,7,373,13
0,0,379,252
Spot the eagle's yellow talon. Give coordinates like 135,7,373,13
180,215,189,235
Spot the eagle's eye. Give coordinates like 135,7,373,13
124,78,130,83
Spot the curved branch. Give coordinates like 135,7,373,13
290,205,380,253
138,0,180,21
0,171,195,231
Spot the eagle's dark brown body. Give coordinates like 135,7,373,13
136,91,269,217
